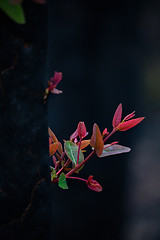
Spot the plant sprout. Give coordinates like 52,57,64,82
48,71,144,192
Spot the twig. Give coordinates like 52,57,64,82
20,178,45,222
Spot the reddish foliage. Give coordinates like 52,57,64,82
102,128,109,137
49,142,59,156
48,94,144,191
78,122,87,139
112,103,122,128
78,140,90,149
70,122,88,141
86,175,102,192
44,71,63,100
117,117,145,131
123,111,135,121
90,123,104,157
49,71,62,92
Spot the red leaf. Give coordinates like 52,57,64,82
52,155,57,166
90,123,104,157
70,129,78,141
48,128,63,154
117,117,145,131
48,127,58,142
123,111,135,121
86,175,102,192
70,122,88,141
78,140,90,149
49,142,59,156
48,71,62,93
78,121,87,139
112,103,122,128
51,71,62,87
102,128,109,137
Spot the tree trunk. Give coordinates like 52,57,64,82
0,2,51,240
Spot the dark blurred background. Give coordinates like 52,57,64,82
48,1,160,240
1,0,160,240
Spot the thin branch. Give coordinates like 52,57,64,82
20,178,45,222
66,176,86,182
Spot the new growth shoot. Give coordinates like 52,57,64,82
48,82,144,192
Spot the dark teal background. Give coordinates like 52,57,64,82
48,1,160,240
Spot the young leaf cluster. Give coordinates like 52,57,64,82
49,104,144,192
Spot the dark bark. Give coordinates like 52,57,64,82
0,2,51,240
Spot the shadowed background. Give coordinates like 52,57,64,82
48,1,160,240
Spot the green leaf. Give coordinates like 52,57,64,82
0,0,25,24
58,173,68,190
50,166,57,181
64,141,84,166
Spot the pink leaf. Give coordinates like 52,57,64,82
50,88,63,94
117,117,145,131
78,122,87,139
112,103,122,128
70,122,88,141
102,128,109,137
50,71,62,89
123,111,135,121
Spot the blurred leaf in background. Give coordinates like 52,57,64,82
0,0,25,24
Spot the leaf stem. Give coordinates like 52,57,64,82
66,176,86,182
103,128,117,144
77,137,82,165
66,129,117,177
52,129,117,183
66,150,96,177
56,159,70,176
